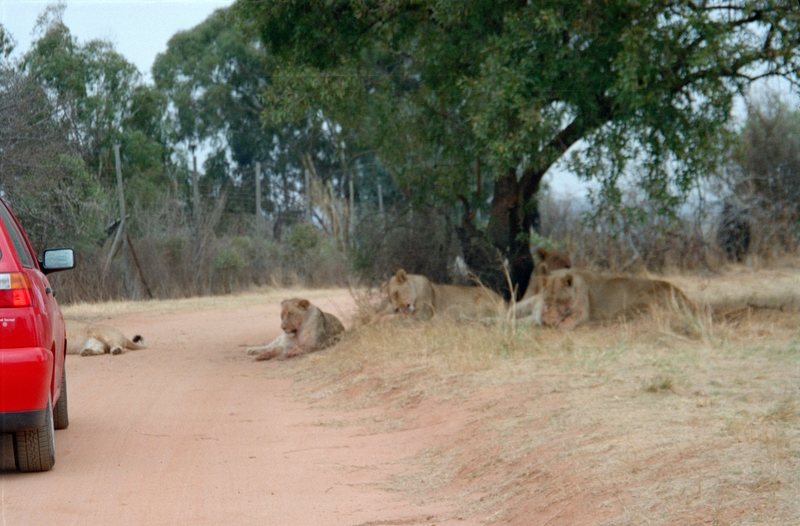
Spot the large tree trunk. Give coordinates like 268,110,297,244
456,112,597,300
457,167,544,301
488,168,541,300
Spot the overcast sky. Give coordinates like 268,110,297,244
1,0,234,80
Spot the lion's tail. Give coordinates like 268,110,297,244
125,335,147,350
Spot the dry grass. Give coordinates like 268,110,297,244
263,265,800,525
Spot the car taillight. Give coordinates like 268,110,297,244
0,272,32,307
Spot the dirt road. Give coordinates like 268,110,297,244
0,293,462,526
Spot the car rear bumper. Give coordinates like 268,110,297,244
0,408,46,432
0,347,53,423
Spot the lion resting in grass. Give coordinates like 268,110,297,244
377,269,504,322
66,320,147,356
510,248,573,325
246,298,345,361
540,269,693,330
534,247,572,274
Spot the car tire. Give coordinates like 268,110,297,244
13,395,56,472
53,362,69,430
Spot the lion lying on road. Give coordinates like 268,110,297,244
377,269,504,322
510,247,573,325
66,320,147,356
540,269,694,330
246,298,345,361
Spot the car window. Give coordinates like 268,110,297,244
0,201,34,268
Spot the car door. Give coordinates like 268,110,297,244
0,199,62,400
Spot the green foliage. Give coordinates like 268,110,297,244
733,95,800,216
22,11,172,223
287,223,323,254
238,0,800,225
159,236,187,268
153,8,270,148
153,6,365,218
713,94,800,252
529,231,566,254
252,7,480,208
0,24,14,60
213,247,248,272
279,223,348,285
0,65,106,250
25,23,139,171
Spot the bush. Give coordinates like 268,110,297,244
352,205,461,286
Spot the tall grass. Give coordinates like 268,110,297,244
51,194,351,304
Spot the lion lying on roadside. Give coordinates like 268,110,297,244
539,269,694,330
510,247,573,325
66,320,147,356
246,298,345,361
375,269,504,322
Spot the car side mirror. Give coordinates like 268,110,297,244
41,248,76,274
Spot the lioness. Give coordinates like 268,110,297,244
535,247,572,271
246,298,345,361
540,269,693,330
66,320,147,356
381,269,504,321
510,247,572,324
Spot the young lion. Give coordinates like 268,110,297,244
539,269,693,330
380,269,504,322
66,320,147,356
246,298,345,361
510,247,572,324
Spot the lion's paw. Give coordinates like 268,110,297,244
255,349,281,361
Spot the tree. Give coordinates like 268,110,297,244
0,67,104,249
152,8,352,221
718,94,800,254
0,23,14,63
23,4,170,197
736,96,800,215
237,0,800,298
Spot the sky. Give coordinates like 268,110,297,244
1,0,234,81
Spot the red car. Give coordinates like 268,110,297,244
0,195,75,472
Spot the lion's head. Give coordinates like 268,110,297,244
387,269,417,314
535,247,572,271
522,248,572,298
281,298,311,334
540,270,581,327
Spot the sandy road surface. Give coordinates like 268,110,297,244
0,293,462,526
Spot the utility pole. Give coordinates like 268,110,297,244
103,144,126,277
114,144,126,233
349,179,355,236
189,143,199,227
255,161,262,219
377,183,385,230
304,161,312,223
103,144,152,298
